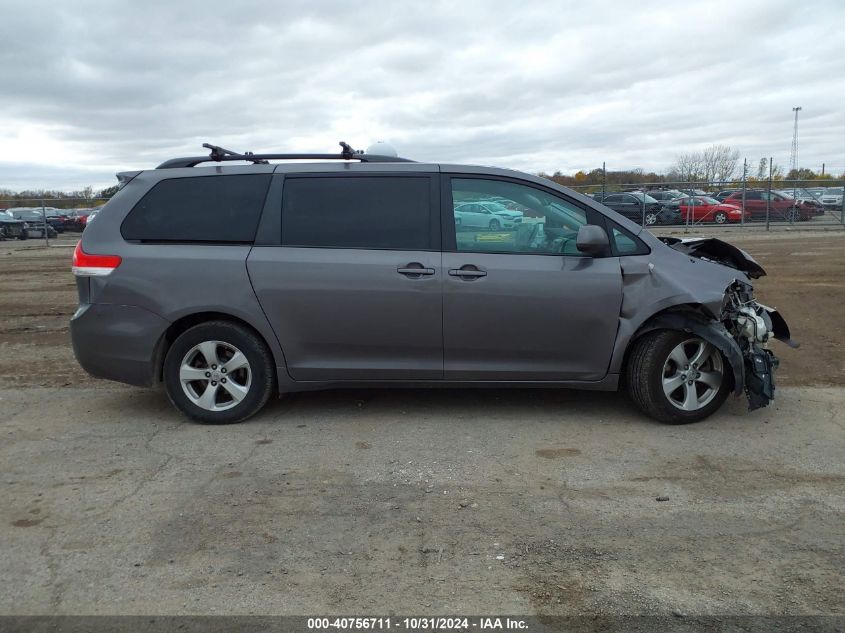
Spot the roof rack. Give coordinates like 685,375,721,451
156,141,414,169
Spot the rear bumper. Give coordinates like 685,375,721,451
70,303,170,387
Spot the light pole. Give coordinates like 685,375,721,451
789,106,802,222
789,106,802,174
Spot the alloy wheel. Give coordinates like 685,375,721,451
661,338,724,411
179,340,252,411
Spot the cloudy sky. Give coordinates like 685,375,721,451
1,0,843,191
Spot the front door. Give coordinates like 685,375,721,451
442,176,623,381
248,173,443,381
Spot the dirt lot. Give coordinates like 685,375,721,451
0,231,843,617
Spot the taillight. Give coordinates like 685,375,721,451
72,241,121,276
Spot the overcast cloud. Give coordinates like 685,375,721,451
0,0,843,191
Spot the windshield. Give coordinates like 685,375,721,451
631,192,658,203
19,212,45,220
700,197,720,205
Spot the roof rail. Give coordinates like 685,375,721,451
156,141,414,169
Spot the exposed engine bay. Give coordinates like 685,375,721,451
721,280,798,410
637,237,798,412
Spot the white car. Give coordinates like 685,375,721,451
819,188,843,208
454,201,524,229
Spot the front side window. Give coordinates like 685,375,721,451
451,178,588,255
281,176,432,250
122,175,271,243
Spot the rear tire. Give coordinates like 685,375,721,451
626,330,730,424
163,321,275,424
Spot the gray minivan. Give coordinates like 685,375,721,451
70,143,794,424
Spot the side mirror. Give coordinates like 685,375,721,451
576,224,610,256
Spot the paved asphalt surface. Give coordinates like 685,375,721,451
1,385,842,615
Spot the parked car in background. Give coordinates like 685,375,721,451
6,210,59,238
454,201,523,229
597,192,675,225
6,207,68,232
0,213,26,240
64,209,95,231
676,197,747,224
819,188,843,209
774,189,824,216
645,190,685,202
722,190,814,221
711,190,742,202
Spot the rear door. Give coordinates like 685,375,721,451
441,175,623,381
247,172,443,381
742,191,764,218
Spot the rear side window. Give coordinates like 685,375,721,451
122,175,271,243
281,177,432,250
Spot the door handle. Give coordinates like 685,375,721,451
448,266,487,279
397,264,435,277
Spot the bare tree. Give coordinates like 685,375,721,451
703,145,740,183
670,145,740,184
669,152,706,182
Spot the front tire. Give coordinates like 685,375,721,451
163,321,275,424
626,330,729,424
714,211,727,224
488,219,501,230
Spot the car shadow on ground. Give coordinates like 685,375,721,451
87,382,759,434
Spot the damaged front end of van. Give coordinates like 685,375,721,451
655,237,797,411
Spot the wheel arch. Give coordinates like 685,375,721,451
152,311,278,385
620,304,743,395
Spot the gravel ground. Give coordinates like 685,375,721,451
0,231,843,617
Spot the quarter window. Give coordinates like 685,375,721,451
122,175,271,243
451,178,588,255
281,177,432,250
610,224,649,255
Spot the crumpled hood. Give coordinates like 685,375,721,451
657,237,766,279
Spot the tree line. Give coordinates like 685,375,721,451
540,145,843,191
0,185,119,208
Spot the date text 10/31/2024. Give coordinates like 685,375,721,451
307,617,529,630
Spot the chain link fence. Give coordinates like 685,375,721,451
565,178,845,231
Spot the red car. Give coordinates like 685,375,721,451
676,197,747,224
722,191,814,222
